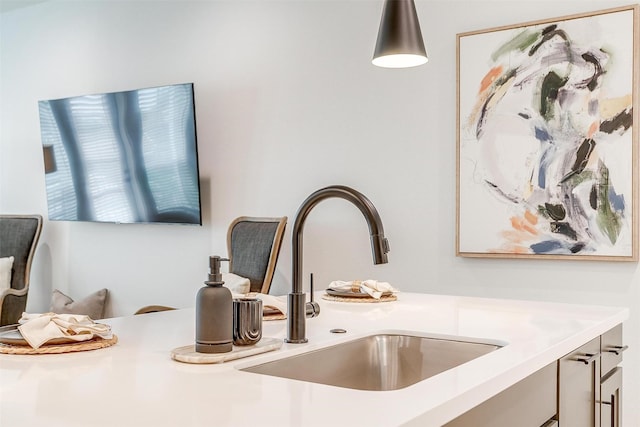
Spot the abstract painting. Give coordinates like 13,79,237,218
457,6,638,260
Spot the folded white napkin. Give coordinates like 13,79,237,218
328,280,398,299
223,272,251,294
232,292,287,316
18,312,113,349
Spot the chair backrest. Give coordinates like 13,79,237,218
227,216,287,294
0,215,43,291
0,214,43,325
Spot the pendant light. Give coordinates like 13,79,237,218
372,0,428,68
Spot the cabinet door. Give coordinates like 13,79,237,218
558,336,601,427
601,324,625,376
601,367,622,427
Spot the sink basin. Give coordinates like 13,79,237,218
240,333,502,391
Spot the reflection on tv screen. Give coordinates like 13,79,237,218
38,83,202,225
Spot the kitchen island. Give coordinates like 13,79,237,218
0,293,628,427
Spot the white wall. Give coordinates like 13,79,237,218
1,0,638,424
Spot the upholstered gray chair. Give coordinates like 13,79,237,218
227,216,287,294
134,216,287,315
0,215,43,326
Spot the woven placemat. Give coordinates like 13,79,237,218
321,293,397,303
0,335,118,355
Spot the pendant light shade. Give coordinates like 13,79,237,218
372,0,428,68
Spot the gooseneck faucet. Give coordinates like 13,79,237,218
286,185,390,344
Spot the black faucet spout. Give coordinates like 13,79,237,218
286,185,390,344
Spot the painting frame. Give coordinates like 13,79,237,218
456,5,639,261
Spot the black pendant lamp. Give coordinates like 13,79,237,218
372,0,428,68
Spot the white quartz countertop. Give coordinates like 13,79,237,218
0,292,628,427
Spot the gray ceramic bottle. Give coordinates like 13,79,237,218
195,256,233,353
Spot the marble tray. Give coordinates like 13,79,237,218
171,337,282,364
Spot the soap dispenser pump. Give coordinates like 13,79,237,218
196,256,232,353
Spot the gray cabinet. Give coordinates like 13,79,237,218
601,324,624,375
600,324,626,427
601,367,622,427
558,324,626,427
558,336,601,427
445,324,625,427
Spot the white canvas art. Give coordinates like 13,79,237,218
457,6,638,260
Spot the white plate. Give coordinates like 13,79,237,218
0,328,87,346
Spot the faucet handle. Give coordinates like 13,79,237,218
310,273,315,302
306,273,320,318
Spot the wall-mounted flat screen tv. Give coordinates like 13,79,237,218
38,82,202,225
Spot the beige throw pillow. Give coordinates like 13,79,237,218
50,288,108,320
0,256,14,292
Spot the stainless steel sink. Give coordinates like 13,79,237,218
240,333,502,391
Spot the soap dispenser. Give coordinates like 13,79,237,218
196,256,233,353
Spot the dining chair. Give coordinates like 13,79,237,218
134,216,287,314
0,214,43,326
227,216,287,294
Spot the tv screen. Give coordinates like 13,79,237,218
38,83,202,225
